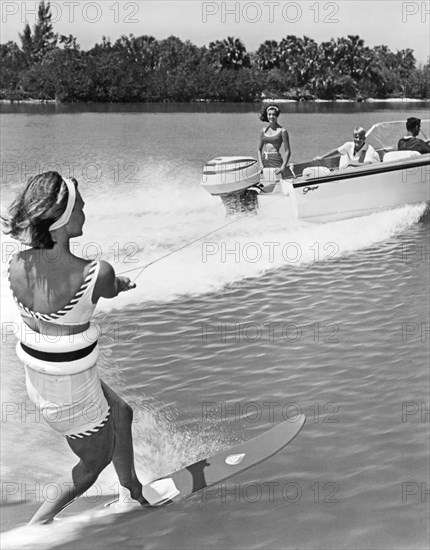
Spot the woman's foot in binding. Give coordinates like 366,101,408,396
120,485,150,506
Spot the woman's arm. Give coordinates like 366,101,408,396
257,130,265,172
276,129,291,174
92,260,135,302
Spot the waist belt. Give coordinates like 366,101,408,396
20,340,98,363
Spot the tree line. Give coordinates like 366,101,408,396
1,1,428,103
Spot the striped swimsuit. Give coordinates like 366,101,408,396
9,259,111,439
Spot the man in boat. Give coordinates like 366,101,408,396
398,117,430,154
314,127,380,169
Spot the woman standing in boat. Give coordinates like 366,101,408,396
258,104,291,176
3,172,146,524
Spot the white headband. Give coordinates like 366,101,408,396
49,178,76,231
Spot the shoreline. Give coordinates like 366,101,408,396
0,99,58,104
262,97,428,103
1,98,429,105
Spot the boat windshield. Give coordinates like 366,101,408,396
366,119,430,151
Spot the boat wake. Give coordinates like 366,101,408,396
1,178,427,322
90,198,427,310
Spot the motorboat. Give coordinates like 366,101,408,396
201,120,430,222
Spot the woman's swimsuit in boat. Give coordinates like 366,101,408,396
261,126,284,168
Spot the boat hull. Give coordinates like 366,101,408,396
284,154,430,222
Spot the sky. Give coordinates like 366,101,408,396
1,0,429,64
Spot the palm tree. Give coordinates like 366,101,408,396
19,1,58,64
208,37,250,70
278,35,318,88
255,40,280,70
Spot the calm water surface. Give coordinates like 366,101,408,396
0,103,429,549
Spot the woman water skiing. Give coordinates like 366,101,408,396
3,172,146,524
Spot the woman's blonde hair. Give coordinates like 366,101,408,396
2,172,77,249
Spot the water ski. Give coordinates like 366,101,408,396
1,416,305,530
111,414,306,508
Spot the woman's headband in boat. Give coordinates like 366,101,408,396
49,178,76,231
266,105,280,116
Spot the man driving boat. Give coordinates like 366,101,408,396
398,117,430,154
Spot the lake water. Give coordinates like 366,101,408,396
1,102,429,549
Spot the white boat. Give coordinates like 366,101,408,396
201,120,430,222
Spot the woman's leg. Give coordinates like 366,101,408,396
29,382,144,524
28,416,115,524
100,381,146,504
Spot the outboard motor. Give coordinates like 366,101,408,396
201,157,262,214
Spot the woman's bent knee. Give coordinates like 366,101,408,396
101,382,134,424
120,402,133,423
84,452,112,476
67,416,114,463
72,442,113,481
111,400,134,425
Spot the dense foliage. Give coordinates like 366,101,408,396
1,1,428,102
